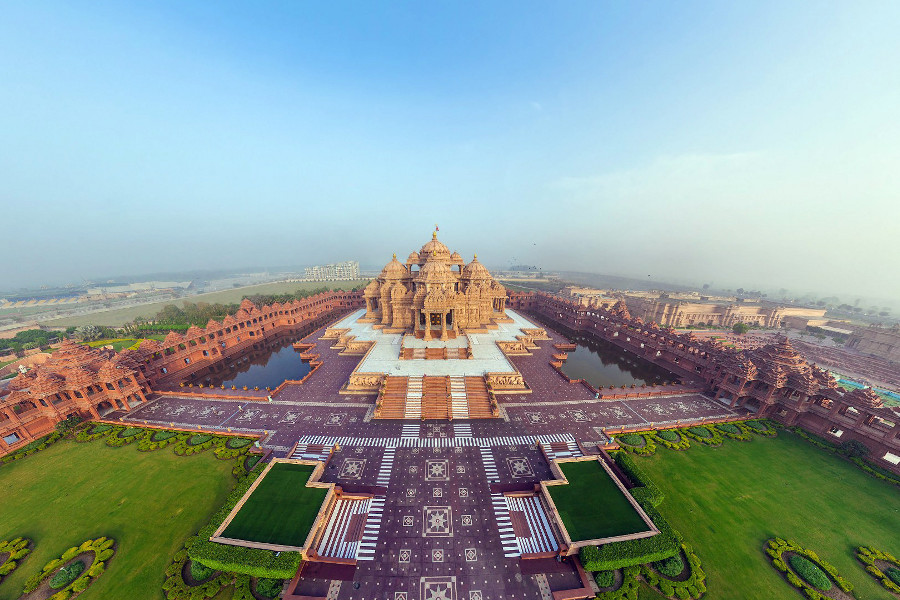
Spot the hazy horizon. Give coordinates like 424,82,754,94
2,2,898,304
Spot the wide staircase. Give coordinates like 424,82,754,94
379,377,408,419
404,376,423,419
465,377,493,418
422,377,450,420
376,375,495,420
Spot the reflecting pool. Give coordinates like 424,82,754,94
190,338,312,389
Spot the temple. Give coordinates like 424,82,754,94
362,232,508,339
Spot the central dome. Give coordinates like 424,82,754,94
419,232,451,261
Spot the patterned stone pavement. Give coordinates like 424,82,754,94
115,316,746,599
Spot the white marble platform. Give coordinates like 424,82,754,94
327,309,539,377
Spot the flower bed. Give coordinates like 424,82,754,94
75,424,121,443
21,537,116,599
0,537,31,582
174,434,224,456
106,427,148,447
595,565,641,600
765,538,853,600
138,431,188,452
616,433,657,455
225,438,252,450
856,546,900,594
744,419,777,437
715,422,754,441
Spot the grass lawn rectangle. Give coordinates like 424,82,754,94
549,459,651,542
221,462,327,547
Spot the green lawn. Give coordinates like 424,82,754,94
549,460,651,542
0,439,234,600
84,338,143,352
222,462,326,547
636,432,900,600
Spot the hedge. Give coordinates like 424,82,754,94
641,543,706,599
654,554,684,578
595,570,616,588
614,452,663,507
225,438,252,450
595,565,641,600
580,495,680,571
682,425,724,445
765,538,852,600
106,427,148,447
615,432,657,455
162,545,231,600
188,465,302,579
715,421,754,441
789,555,831,591
0,537,31,581
744,419,777,436
788,427,900,487
138,431,188,452
0,431,65,464
255,577,284,598
651,429,690,451
856,546,900,594
22,537,115,597
174,435,225,456
49,560,85,589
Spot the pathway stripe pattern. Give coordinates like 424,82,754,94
491,493,521,557
376,446,396,487
505,495,558,554
316,497,371,559
356,497,385,561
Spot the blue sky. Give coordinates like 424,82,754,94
1,1,898,303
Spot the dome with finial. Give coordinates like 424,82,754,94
380,254,407,279
407,251,420,264
463,255,491,279
419,232,451,262
450,251,463,264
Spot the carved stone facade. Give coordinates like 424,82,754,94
509,290,900,474
362,233,508,339
0,291,363,453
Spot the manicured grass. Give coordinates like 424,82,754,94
0,439,234,600
222,463,326,547
636,432,900,600
549,460,651,542
84,338,143,352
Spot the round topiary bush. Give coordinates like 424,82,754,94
886,567,900,586
189,559,215,581
789,554,832,591
657,429,680,442
716,423,740,434
655,554,684,578
49,560,85,589
594,570,615,588
617,433,644,446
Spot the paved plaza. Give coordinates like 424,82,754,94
118,311,745,600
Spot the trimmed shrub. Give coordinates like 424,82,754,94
856,546,900,593
716,423,740,434
255,577,284,598
189,434,212,445
641,543,706,600
0,537,31,581
614,452,663,506
153,430,178,441
789,555,832,591
595,570,615,588
90,424,112,435
49,560,85,589
657,429,680,442
596,565,641,600
655,554,684,577
580,501,681,571
225,437,252,449
189,559,215,581
617,433,644,446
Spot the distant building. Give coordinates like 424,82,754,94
848,325,900,362
564,287,826,328
304,261,360,281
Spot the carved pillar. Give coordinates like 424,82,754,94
423,312,432,340
440,312,448,341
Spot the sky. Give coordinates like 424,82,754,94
1,1,898,303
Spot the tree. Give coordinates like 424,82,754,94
702,283,710,290
839,439,870,459
76,325,103,342
732,323,750,334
